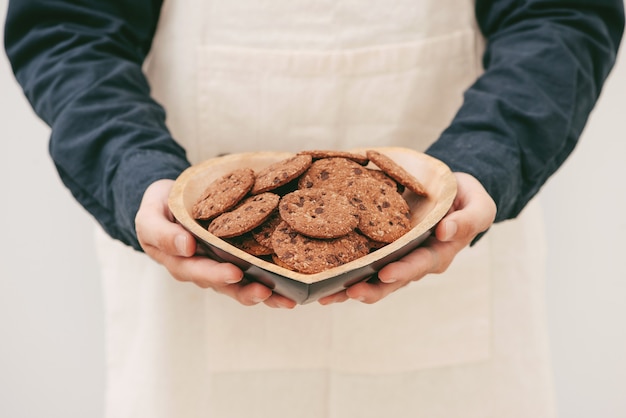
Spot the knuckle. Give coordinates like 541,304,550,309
155,237,171,252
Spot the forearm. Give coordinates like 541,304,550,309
427,0,624,222
4,0,190,249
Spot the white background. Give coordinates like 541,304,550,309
1,1,625,417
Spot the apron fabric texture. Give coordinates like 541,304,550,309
95,0,557,416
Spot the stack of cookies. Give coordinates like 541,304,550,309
191,150,427,274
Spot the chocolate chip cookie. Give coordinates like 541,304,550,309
251,154,313,194
348,176,412,243
192,168,255,220
279,189,359,239
208,192,280,238
271,222,370,274
366,150,427,197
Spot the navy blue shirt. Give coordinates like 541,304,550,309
4,0,624,251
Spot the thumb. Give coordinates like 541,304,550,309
135,179,196,257
436,219,458,242
435,173,496,243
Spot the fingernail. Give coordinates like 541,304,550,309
225,274,243,284
442,221,457,241
380,276,397,283
175,235,187,255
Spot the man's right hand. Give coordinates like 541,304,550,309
135,179,296,309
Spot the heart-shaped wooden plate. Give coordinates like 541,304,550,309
168,147,456,304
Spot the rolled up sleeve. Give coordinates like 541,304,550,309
426,0,624,222
4,0,191,250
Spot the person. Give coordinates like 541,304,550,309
4,0,623,417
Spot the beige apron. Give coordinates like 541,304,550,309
95,0,557,416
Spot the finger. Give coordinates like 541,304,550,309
153,252,244,287
219,281,273,306
435,218,458,242
376,244,440,284
136,181,197,257
436,173,496,242
435,213,483,244
263,293,298,309
136,208,196,258
346,277,409,304
318,290,350,305
155,255,272,305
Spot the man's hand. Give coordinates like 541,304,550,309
318,172,497,305
135,179,296,309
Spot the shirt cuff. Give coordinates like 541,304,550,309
110,149,190,250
